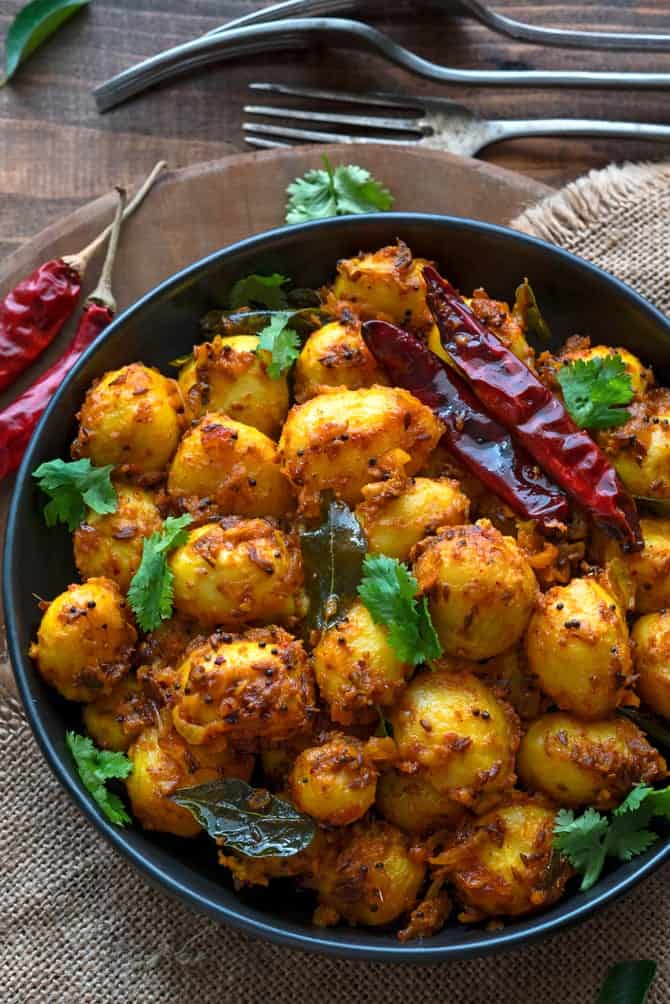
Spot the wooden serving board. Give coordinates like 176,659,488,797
0,144,552,692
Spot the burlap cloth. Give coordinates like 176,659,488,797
3,160,670,1004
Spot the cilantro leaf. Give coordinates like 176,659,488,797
557,355,635,430
286,156,393,224
32,457,117,531
229,273,289,310
66,731,132,826
357,554,442,665
127,514,193,633
553,807,609,891
256,311,300,379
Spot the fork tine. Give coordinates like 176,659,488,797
242,122,410,145
244,103,424,135
244,135,292,149
249,81,425,113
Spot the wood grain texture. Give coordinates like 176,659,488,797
2,0,670,258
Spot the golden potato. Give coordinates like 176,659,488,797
525,578,633,720
600,388,670,499
278,386,442,513
29,577,136,702
313,600,410,724
390,669,519,808
632,610,670,720
376,769,464,834
517,712,666,809
73,484,162,592
178,334,289,437
136,615,201,706
627,517,670,614
72,363,183,477
432,795,572,920
83,672,154,751
172,626,315,748
413,520,538,660
557,340,652,398
288,735,378,825
170,519,307,629
294,319,388,402
127,717,253,837
355,476,470,561
470,288,536,370
167,412,293,521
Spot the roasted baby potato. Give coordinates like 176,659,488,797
376,769,465,834
525,577,633,719
29,577,136,702
626,517,670,614
632,610,670,720
601,388,670,499
294,319,388,402
169,519,307,629
288,735,379,825
83,672,154,751
178,334,289,437
413,520,538,660
72,363,183,477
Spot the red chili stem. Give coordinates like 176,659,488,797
423,265,643,550
362,319,570,528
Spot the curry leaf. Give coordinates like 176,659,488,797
229,273,289,310
513,278,552,342
598,960,657,1004
3,0,91,84
172,779,315,857
618,709,670,753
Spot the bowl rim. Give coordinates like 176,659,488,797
6,211,670,962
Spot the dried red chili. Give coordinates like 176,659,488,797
362,319,569,528
423,265,642,550
0,190,127,480
0,161,165,393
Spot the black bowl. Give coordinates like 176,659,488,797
5,214,670,962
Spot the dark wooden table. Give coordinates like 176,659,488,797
1,0,670,259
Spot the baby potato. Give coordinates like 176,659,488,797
525,577,633,720
313,600,410,723
413,520,538,660
376,769,464,834
600,388,670,499
390,668,519,808
517,712,666,809
136,615,201,706
72,363,183,477
29,577,136,702
83,672,154,751
288,735,378,825
73,484,162,592
332,242,434,334
278,386,443,513
432,795,572,920
355,476,470,561
632,610,670,720
172,626,315,748
127,717,254,837
470,288,536,370
557,341,652,398
294,319,388,402
170,519,307,629
178,335,289,437
310,819,425,927
627,517,670,614
167,412,293,521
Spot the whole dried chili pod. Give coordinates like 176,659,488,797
0,161,165,392
362,319,569,528
0,189,127,481
423,265,643,550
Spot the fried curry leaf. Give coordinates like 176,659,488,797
300,495,367,634
598,960,657,1004
200,306,329,339
229,273,290,310
618,708,670,753
172,779,315,857
633,496,670,517
3,0,90,84
513,278,552,342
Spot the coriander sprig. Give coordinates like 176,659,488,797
127,514,193,633
285,157,394,224
66,731,132,826
557,354,635,430
32,457,117,531
256,311,301,379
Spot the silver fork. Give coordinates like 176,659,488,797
244,82,670,154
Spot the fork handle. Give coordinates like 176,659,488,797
488,119,670,146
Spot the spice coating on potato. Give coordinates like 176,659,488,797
278,385,442,513
517,712,666,809
313,600,410,724
126,717,254,837
390,669,519,807
172,626,315,749
525,578,633,720
432,795,572,920
355,476,470,561
294,319,388,402
72,363,183,478
170,519,307,629
288,735,378,825
167,412,293,521
83,672,154,751
632,610,670,721
627,517,670,614
413,520,538,660
73,484,162,592
469,288,535,370
136,615,201,706
178,334,289,437
29,577,136,702
600,388,670,499
376,769,465,834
